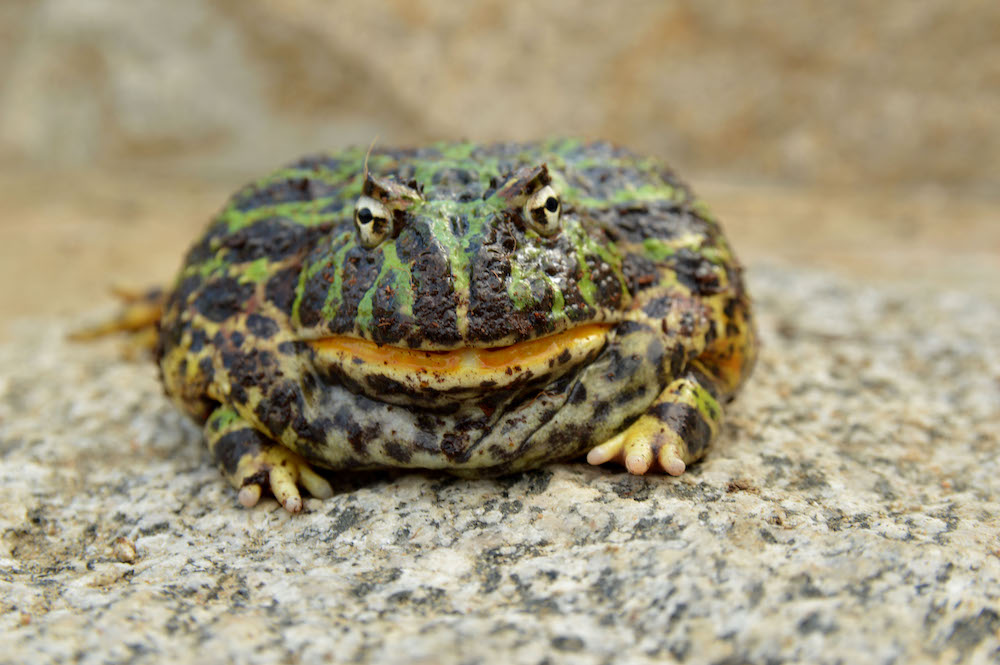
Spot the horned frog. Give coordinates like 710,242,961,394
93,140,756,512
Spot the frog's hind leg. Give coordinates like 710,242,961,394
204,406,333,513
587,370,723,475
70,285,166,354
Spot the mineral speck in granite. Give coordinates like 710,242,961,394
1,265,998,665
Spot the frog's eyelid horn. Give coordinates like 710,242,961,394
494,163,562,235
496,164,551,204
362,134,379,181
355,169,423,248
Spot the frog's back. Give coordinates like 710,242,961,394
160,138,752,416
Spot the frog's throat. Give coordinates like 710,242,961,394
308,323,611,404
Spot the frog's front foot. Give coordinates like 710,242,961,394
205,407,333,512
587,373,722,476
587,421,690,475
232,444,333,513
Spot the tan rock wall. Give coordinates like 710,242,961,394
2,0,997,189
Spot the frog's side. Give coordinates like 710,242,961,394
156,140,756,512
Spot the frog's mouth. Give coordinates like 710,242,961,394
308,324,611,406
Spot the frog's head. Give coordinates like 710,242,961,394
294,159,632,406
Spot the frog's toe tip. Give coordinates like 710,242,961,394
586,442,617,466
625,452,652,475
300,467,334,500
281,495,303,513
659,452,686,476
238,484,262,508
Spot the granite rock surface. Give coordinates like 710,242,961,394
1,265,999,665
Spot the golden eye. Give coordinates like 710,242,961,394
524,185,561,236
354,195,392,248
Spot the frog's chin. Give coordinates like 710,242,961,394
308,323,611,407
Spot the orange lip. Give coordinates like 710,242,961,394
308,323,611,396
310,323,611,372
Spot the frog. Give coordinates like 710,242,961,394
127,139,756,512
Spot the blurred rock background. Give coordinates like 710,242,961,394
1,0,998,328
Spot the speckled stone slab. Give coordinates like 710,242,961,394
1,265,998,665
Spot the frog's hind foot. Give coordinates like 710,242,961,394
587,373,722,476
205,407,333,513
70,285,166,355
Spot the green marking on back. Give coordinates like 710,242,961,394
641,233,732,266
356,242,414,333
562,217,626,308
290,229,353,328
507,243,566,320
194,254,228,280
318,234,355,321
418,196,505,295
208,405,242,434
219,197,341,233
642,238,677,262
217,151,400,233
240,257,271,284
414,142,503,193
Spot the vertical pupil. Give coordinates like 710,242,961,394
357,207,373,224
544,196,559,213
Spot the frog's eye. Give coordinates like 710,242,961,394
524,185,561,236
354,196,392,248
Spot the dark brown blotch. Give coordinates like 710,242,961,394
669,248,723,296
324,247,383,334
183,222,229,266
383,441,412,463
597,200,696,245
333,403,381,457
222,218,327,263
212,428,270,475
585,254,624,309
370,281,414,346
230,168,342,212
197,356,214,384
642,295,676,319
189,328,208,352
254,381,304,438
266,266,303,318
466,222,520,343
649,401,712,456
441,432,471,462
292,414,335,447
246,313,280,339
621,254,659,295
277,340,311,356
407,223,461,347
566,382,588,405
193,277,254,323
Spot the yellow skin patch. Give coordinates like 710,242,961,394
310,323,612,402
